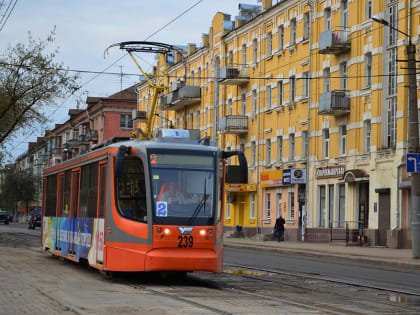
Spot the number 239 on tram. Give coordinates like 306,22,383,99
41,129,248,273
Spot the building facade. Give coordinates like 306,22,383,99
136,0,420,248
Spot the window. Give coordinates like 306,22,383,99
120,114,133,129
266,85,272,109
99,164,107,218
364,120,371,153
242,44,247,73
71,171,80,217
253,38,258,63
365,53,372,88
45,174,57,217
366,0,372,20
340,62,347,90
338,184,345,228
190,113,194,129
240,143,245,153
388,4,398,45
265,193,271,218
303,12,310,41
388,48,397,95
277,136,283,163
251,141,256,166
80,163,98,218
226,196,231,219
63,171,71,217
277,81,283,106
387,96,397,148
288,191,295,219
276,192,282,218
319,185,326,227
197,110,200,129
325,8,331,31
328,184,334,228
289,133,295,161
278,25,284,50
191,71,195,86
252,89,257,115
323,129,330,159
116,158,147,222
266,139,271,165
290,76,296,102
228,50,233,67
267,32,272,57
341,1,348,33
323,68,330,92
302,72,309,98
198,67,201,86
302,131,308,158
228,99,232,115
339,125,347,156
241,93,246,115
290,18,296,45
250,193,255,219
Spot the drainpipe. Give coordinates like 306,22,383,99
394,163,404,231
303,0,314,241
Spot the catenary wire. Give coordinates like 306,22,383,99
0,0,17,33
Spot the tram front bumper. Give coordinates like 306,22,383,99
145,248,220,272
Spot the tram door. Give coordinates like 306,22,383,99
70,169,80,255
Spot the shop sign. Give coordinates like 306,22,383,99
225,183,256,192
283,168,306,185
315,166,345,179
260,170,283,188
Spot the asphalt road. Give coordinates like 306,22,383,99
224,246,420,295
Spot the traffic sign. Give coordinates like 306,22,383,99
407,153,420,173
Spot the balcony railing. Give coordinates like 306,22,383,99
318,90,350,116
218,115,248,134
319,27,351,55
52,147,62,155
163,86,201,111
86,129,98,142
218,67,250,86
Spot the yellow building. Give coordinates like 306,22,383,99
136,0,419,247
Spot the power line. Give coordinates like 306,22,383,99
0,0,17,33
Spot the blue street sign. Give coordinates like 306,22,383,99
407,153,420,173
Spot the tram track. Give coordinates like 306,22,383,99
223,263,420,313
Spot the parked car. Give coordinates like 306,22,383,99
0,211,11,225
28,208,41,229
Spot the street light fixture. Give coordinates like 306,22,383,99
372,16,420,258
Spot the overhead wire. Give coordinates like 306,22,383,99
0,0,17,33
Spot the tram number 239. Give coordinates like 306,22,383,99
178,235,193,248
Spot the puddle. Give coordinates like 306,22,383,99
389,294,420,306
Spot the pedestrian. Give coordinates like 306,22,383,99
274,215,285,242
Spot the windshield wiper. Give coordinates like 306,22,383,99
187,179,208,225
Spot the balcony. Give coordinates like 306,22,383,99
78,134,89,144
318,90,350,116
68,139,80,148
218,115,248,134
319,27,351,55
52,147,62,156
164,86,201,111
86,129,98,142
218,67,250,86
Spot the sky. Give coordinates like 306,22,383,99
1,0,249,163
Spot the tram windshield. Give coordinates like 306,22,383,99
149,150,216,225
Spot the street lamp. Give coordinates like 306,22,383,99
372,16,420,258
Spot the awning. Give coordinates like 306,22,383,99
340,169,369,183
399,180,412,190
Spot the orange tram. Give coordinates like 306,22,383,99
41,129,247,273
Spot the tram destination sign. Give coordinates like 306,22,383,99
315,166,345,179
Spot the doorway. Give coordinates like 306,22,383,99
358,182,369,229
378,191,391,246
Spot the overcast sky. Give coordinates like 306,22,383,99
1,0,249,163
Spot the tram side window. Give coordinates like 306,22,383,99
45,175,57,217
79,162,99,218
99,164,107,218
71,171,80,217
116,158,147,222
59,170,71,217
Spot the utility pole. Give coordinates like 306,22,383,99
373,16,420,257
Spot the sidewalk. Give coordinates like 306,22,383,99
224,237,420,271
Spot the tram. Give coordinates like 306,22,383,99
41,129,247,272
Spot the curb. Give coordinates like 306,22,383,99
224,242,420,272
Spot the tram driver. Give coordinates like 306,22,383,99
160,181,185,205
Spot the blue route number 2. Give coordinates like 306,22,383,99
156,201,168,217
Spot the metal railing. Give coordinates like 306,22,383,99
329,220,365,246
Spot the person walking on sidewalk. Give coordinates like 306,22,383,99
274,215,285,242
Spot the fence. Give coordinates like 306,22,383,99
329,221,365,246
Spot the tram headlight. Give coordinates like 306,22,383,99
200,229,206,236
164,228,170,235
